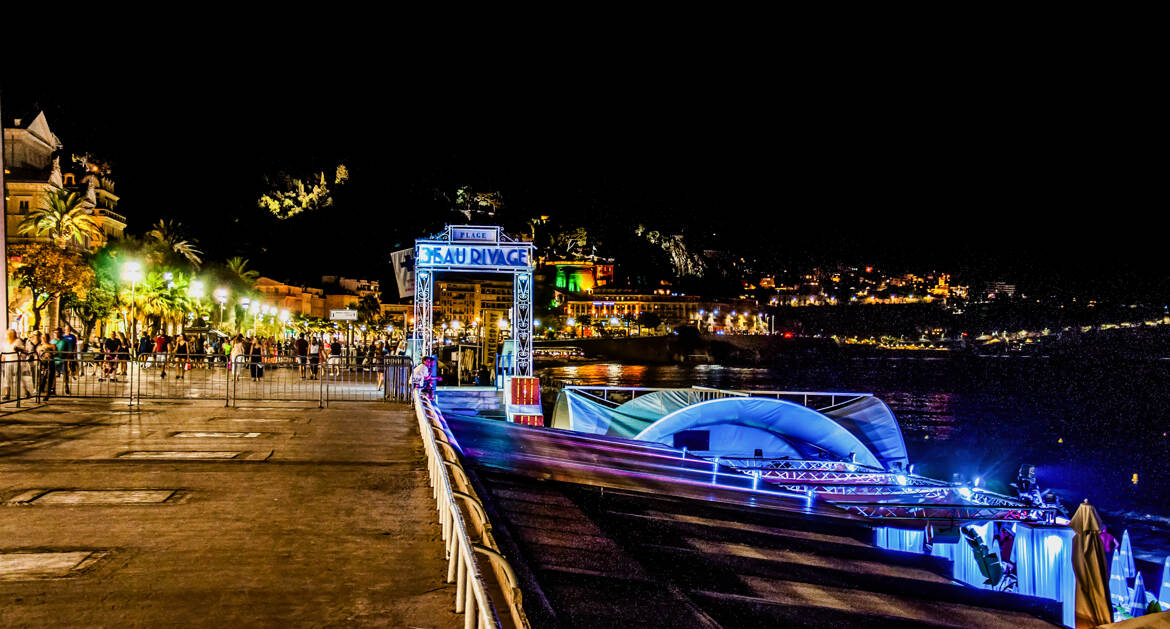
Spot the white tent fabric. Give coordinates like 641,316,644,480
551,390,623,435
874,524,997,590
633,397,883,469
822,396,910,470
1014,524,1077,628
552,389,716,438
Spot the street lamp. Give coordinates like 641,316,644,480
214,288,228,325
121,261,143,338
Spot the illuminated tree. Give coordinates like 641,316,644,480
18,186,102,249
257,165,349,219
226,257,260,285
147,219,203,268
7,243,95,330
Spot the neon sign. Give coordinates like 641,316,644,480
415,244,530,269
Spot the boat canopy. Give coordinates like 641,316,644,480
821,396,909,470
551,389,708,438
633,397,884,469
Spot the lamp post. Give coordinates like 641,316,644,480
240,297,250,335
215,288,228,327
121,261,143,339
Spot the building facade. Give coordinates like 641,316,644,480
4,111,125,251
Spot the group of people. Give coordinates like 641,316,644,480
2,327,410,400
2,326,79,400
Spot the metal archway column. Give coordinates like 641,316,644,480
514,271,533,377
415,268,433,360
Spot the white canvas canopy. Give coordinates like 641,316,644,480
633,397,884,469
821,396,910,470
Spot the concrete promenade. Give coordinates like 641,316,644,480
0,399,459,627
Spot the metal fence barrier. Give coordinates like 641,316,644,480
414,390,528,628
1,353,38,407
1,351,412,407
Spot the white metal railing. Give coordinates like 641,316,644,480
560,383,873,409
413,390,528,629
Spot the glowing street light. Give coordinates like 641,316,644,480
214,287,228,325
189,280,205,299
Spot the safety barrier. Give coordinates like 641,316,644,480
0,351,412,407
414,390,528,629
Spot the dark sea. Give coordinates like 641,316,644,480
538,357,1170,572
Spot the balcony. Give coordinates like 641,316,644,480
92,207,127,225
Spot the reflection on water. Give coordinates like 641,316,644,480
540,359,1170,564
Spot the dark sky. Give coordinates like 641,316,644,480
2,50,1161,301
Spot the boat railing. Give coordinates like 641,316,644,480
557,383,874,410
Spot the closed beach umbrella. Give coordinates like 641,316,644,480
1121,530,1138,578
1129,572,1148,618
1071,500,1115,628
1114,550,1131,605
1160,555,1169,606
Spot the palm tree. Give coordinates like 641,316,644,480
226,257,260,286
19,186,102,248
147,219,203,268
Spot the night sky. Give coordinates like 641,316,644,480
2,56,1159,301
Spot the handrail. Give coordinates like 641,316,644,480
414,390,528,628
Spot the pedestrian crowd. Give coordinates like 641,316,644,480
2,327,404,401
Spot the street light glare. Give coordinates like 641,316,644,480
121,261,143,282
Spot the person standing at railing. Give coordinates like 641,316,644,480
52,329,71,395
135,333,151,366
328,337,342,377
173,335,191,379
248,336,264,382
100,334,120,382
36,332,57,400
230,335,246,381
412,355,438,401
153,331,170,379
115,331,130,377
308,336,321,380
295,334,309,379
2,330,33,400
62,325,79,378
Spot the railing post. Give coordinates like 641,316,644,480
319,360,325,408
225,355,231,408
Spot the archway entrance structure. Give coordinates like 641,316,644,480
413,225,536,377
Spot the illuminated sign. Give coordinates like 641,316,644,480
415,244,531,269
451,226,499,242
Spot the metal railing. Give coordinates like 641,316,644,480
1,353,37,406
1,351,412,407
414,390,528,629
558,383,874,410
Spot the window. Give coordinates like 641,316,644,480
18,199,31,213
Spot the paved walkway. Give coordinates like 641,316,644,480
0,399,459,628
